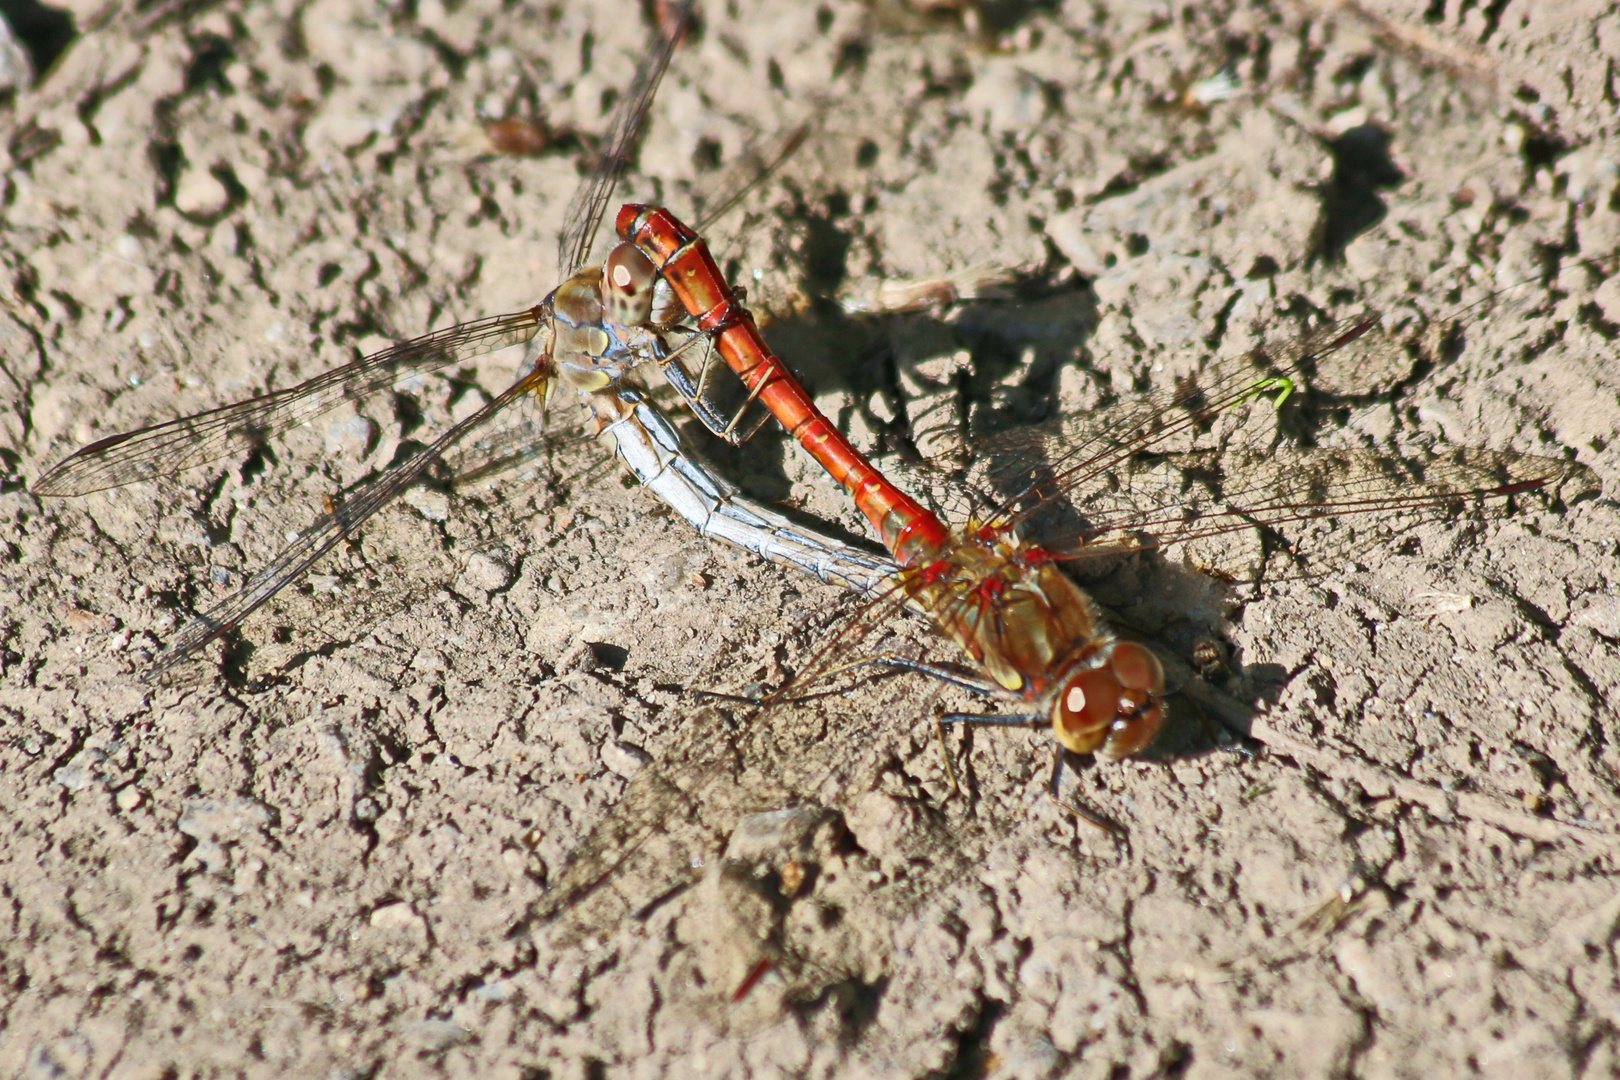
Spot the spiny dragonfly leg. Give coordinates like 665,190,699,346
682,651,974,712
815,656,1018,796
936,710,1045,727
648,325,771,446
936,708,1044,797
1047,746,1130,842
934,712,1127,839
685,685,770,707
655,329,742,438
831,654,1007,696
719,383,767,443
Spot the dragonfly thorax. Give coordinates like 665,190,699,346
550,262,666,395
910,526,1111,694
906,523,1166,757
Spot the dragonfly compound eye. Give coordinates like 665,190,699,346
1051,642,1166,759
604,242,658,326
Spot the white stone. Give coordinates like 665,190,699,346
174,166,230,217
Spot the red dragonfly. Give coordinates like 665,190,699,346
621,204,1596,792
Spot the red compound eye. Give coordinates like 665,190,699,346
1052,643,1166,758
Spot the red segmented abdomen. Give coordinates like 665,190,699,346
618,203,951,565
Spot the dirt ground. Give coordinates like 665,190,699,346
3,0,1620,1076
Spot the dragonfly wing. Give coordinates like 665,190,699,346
146,370,544,677
533,705,759,945
533,688,1001,1005
890,310,1593,572
1046,443,1595,577
554,0,695,278
32,308,545,497
992,318,1376,511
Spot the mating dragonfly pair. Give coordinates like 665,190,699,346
32,0,1587,803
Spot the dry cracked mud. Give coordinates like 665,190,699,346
3,0,1620,1077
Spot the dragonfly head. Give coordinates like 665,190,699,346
604,242,658,327
1050,642,1166,759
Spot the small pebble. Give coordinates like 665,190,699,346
369,901,422,930
403,487,450,521
174,166,230,217
601,740,649,781
324,413,377,458
458,551,513,593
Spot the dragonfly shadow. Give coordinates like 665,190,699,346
1308,123,1407,265
0,0,76,84
717,272,1563,773
761,268,1098,462
1093,558,1282,762
639,249,1594,794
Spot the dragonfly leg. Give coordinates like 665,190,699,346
933,713,958,795
834,653,1007,696
684,652,973,712
643,329,740,438
1048,745,1129,842
685,686,770,707
720,373,771,444
937,710,1045,726
934,708,1044,802
653,327,769,445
